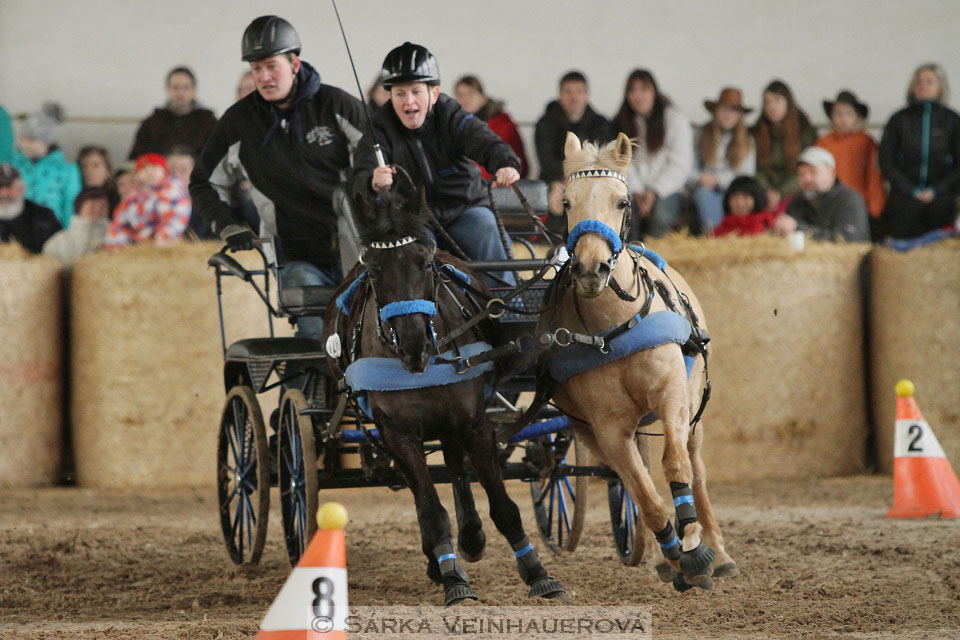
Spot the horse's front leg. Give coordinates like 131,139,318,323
380,423,478,606
466,418,567,600
442,440,486,562
656,365,716,589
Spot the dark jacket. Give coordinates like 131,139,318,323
878,100,960,239
0,200,62,253
128,103,218,159
879,100,960,197
190,62,366,265
534,101,615,183
352,93,520,223
784,179,869,242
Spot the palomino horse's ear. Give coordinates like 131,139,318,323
564,131,582,160
613,132,633,169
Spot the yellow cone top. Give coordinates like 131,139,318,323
317,502,349,530
895,379,915,398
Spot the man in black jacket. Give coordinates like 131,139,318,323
189,15,366,339
352,42,520,285
773,147,869,242
0,164,61,253
534,71,615,217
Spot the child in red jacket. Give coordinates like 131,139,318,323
454,75,528,179
712,175,780,237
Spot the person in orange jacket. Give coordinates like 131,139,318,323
816,91,885,238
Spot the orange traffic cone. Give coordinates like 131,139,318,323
257,503,350,639
886,380,960,519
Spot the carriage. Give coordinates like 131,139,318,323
208,180,651,572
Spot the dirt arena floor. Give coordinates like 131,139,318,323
2,475,959,639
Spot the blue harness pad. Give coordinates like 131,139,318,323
628,244,668,271
345,341,494,392
335,272,367,315
549,311,692,382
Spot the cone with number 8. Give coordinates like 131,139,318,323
886,380,960,519
257,502,349,638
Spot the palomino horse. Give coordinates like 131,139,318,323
323,183,565,605
541,132,736,590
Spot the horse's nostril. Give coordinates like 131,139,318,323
571,260,586,278
595,262,611,279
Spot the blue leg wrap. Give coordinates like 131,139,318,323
670,482,698,538
654,521,682,560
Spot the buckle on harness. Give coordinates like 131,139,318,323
450,356,470,374
553,327,572,347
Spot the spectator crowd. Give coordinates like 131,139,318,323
3,42,959,268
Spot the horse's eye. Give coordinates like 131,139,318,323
617,198,630,210
562,199,570,211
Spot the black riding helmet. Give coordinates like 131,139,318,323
241,15,301,62
380,42,440,89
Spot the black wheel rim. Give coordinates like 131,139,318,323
530,433,578,553
608,477,640,561
279,396,308,566
218,395,260,564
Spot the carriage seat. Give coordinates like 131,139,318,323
279,285,339,317
225,337,326,362
491,179,548,230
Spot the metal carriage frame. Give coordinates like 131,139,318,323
210,180,644,569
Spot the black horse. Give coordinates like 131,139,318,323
323,182,565,606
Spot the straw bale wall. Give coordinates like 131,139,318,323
870,240,960,472
640,235,871,482
70,244,292,488
0,245,63,487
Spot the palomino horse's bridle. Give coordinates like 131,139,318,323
562,168,632,290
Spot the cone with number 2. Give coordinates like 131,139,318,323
887,380,960,519
257,503,349,639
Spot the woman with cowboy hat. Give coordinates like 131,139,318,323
691,87,756,233
816,90,885,231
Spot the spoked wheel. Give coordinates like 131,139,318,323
278,389,319,567
529,430,588,553
608,435,647,566
217,385,270,566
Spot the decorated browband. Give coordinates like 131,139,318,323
567,169,627,185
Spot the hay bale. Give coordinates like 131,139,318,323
70,243,292,488
640,235,871,482
0,245,63,487
869,240,960,472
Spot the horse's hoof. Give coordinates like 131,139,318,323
679,543,716,577
443,582,479,607
655,562,677,583
458,531,486,563
528,577,567,601
427,560,443,585
712,561,738,578
673,573,713,592
672,573,694,592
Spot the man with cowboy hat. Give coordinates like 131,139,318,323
691,87,757,233
816,90,885,228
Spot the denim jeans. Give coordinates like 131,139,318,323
280,260,343,340
691,187,725,234
434,205,515,286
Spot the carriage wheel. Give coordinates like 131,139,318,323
217,385,270,566
278,389,319,567
529,430,588,553
607,435,646,566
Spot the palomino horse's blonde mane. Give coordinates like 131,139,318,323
562,137,634,178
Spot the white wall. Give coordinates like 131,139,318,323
2,0,959,172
